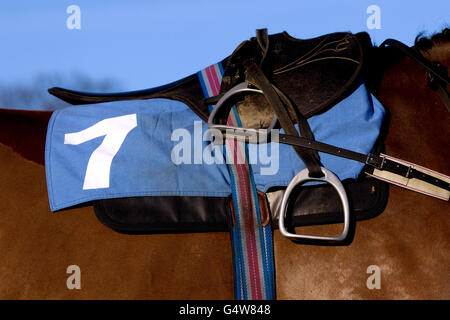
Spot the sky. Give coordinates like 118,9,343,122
0,0,449,95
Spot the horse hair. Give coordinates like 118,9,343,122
415,28,450,51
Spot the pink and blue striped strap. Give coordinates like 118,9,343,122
198,63,276,300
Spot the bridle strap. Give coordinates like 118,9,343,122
380,38,450,112
380,39,450,85
437,85,450,113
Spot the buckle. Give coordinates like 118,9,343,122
365,153,385,169
278,167,351,245
207,81,278,144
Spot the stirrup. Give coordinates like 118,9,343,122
208,81,278,143
278,167,351,245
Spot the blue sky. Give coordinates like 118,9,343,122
0,0,449,93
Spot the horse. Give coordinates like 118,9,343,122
0,30,448,299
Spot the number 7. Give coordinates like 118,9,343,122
64,114,138,190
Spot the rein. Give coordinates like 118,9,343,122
380,38,450,112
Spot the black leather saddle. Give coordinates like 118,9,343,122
49,30,388,234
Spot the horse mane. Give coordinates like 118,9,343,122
415,28,450,63
414,28,450,51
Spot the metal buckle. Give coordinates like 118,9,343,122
365,153,386,170
208,81,278,143
278,167,351,245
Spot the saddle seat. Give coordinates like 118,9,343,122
50,31,369,123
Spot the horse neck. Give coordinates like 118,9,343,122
375,42,450,173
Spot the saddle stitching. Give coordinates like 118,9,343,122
274,35,356,75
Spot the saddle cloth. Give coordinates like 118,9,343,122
45,81,384,212
47,31,389,233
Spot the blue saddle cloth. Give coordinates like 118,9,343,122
45,82,385,211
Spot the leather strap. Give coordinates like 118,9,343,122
278,133,450,192
256,28,270,70
381,39,450,85
437,85,450,113
381,38,450,112
243,60,323,178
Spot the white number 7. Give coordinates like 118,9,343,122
64,114,138,190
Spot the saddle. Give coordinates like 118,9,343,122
49,30,389,234
45,29,450,300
